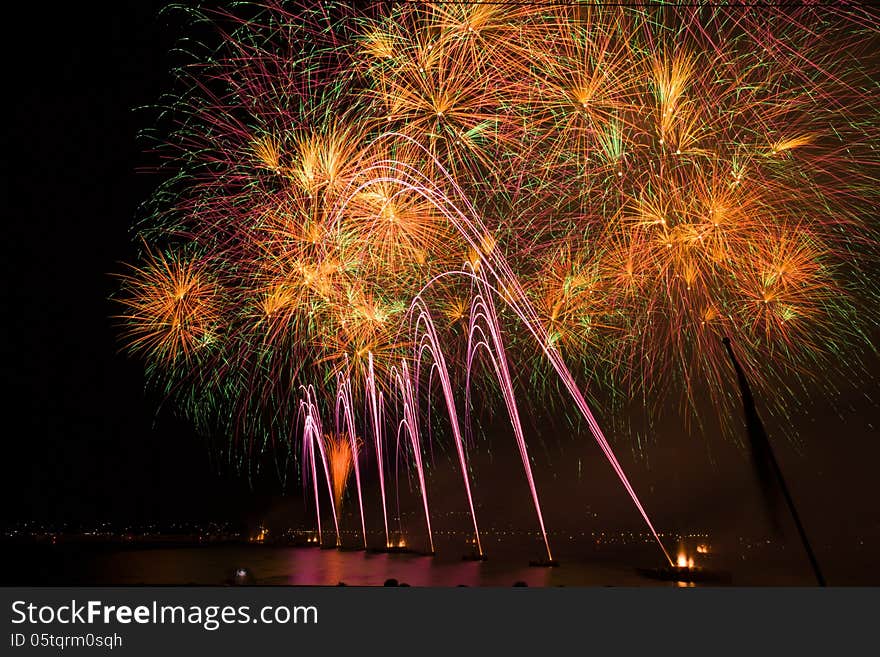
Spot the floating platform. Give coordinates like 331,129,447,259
636,566,732,584
336,545,368,552
462,553,488,562
529,559,560,568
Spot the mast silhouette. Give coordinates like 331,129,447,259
721,336,826,586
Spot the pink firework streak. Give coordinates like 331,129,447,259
298,385,340,547
365,353,391,547
391,358,435,554
334,370,367,548
411,299,484,557
334,133,672,565
465,272,553,562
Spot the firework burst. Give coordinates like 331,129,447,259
116,1,880,556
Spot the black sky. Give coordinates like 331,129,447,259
1,3,279,526
2,3,879,571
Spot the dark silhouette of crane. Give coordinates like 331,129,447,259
721,336,826,586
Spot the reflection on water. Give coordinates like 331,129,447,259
2,544,664,586
98,546,658,586
1,540,832,586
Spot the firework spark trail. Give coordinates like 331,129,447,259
326,432,357,523
412,299,483,556
365,353,390,547
334,371,367,547
299,386,339,546
391,358,434,554
466,274,552,562
362,136,672,563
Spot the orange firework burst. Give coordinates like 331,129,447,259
118,0,880,455
115,247,223,366
326,433,360,515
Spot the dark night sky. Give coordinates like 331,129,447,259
1,3,277,526
2,3,879,570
